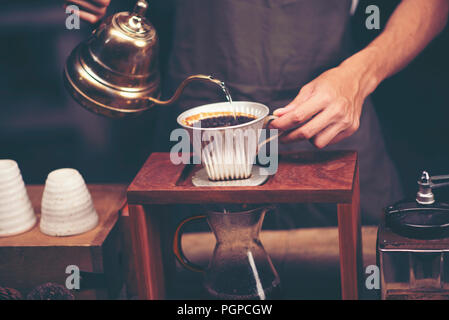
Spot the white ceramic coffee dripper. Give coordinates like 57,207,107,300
177,102,279,181
0,160,37,237
40,168,98,236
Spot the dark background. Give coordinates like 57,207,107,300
0,0,448,200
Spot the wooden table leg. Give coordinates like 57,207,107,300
337,166,363,300
159,206,177,297
129,204,165,299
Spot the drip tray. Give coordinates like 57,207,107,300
192,165,269,187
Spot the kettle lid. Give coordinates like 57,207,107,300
87,0,158,77
113,0,155,39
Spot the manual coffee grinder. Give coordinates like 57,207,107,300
378,171,449,299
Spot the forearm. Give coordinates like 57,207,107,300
341,0,449,97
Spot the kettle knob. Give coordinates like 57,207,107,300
133,0,149,16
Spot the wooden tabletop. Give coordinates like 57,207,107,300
0,184,127,247
127,151,358,205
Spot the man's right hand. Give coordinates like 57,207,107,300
65,0,111,24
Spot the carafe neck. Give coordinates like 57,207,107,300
207,208,267,243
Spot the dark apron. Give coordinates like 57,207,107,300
166,0,404,225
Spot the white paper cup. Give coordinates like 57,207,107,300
0,160,36,237
177,102,273,181
40,168,98,236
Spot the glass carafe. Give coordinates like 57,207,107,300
173,205,281,300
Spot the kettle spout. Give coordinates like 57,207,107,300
148,74,225,106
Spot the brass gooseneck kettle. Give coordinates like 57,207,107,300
63,0,223,118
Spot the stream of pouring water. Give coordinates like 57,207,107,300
220,82,236,119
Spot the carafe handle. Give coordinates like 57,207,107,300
173,215,207,273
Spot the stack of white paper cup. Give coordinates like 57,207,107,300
0,160,36,237
40,168,98,236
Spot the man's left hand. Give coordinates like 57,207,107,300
271,65,367,149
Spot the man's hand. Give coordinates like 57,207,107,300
271,0,448,149
63,0,447,149
65,0,111,24
271,63,370,149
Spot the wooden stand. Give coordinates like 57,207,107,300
0,185,127,299
127,151,362,300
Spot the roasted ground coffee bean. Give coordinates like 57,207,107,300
27,282,75,300
0,287,23,300
193,115,256,128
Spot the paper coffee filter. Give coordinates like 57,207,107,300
0,159,20,177
0,209,35,228
40,211,98,237
41,205,96,224
40,168,99,236
42,198,94,219
0,170,22,188
45,168,86,190
178,102,269,181
0,185,29,206
0,201,33,217
0,215,36,237
0,159,37,237
178,101,269,128
0,200,33,219
0,177,26,194
0,175,23,194
41,186,91,209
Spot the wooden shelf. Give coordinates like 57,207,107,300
0,184,127,299
0,184,127,247
128,151,357,205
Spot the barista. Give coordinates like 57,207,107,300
70,0,449,224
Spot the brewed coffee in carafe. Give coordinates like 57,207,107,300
174,204,281,300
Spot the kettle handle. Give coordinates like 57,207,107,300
148,74,224,106
173,215,207,273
